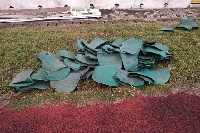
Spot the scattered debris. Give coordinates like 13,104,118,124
70,9,101,18
0,9,101,23
9,37,173,93
161,19,198,32
176,19,199,30
160,26,174,32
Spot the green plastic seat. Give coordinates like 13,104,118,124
112,38,124,48
37,51,64,63
58,50,75,59
64,58,84,71
176,19,198,30
120,38,144,55
46,67,70,81
9,37,173,93
75,54,99,66
18,81,50,91
50,72,81,93
102,45,120,53
31,69,48,81
85,50,98,60
143,47,167,58
9,69,36,89
97,53,122,70
160,26,174,32
90,37,107,49
42,55,67,73
151,68,170,84
151,43,169,51
128,68,156,83
115,69,144,88
75,39,85,52
9,69,33,85
81,40,99,54
121,53,138,71
92,66,118,86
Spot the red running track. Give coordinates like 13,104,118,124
0,93,200,133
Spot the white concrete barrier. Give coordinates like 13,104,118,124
0,0,191,10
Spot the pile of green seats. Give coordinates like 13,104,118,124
9,37,173,93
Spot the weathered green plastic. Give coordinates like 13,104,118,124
180,19,194,23
59,50,75,59
180,19,198,28
120,38,144,54
37,51,64,63
121,53,138,71
97,53,122,69
138,55,154,61
160,26,174,32
85,50,98,60
18,81,50,91
90,37,107,49
138,58,156,69
10,81,36,88
46,67,70,81
112,38,124,48
81,39,99,54
75,54,98,66
10,37,173,93
37,51,49,63
42,55,67,73
150,43,169,51
176,24,193,30
176,19,198,30
75,39,85,52
64,58,84,71
115,69,144,88
151,68,170,84
128,68,156,83
31,69,48,81
74,67,90,76
81,68,94,80
52,54,65,61
92,66,118,86
143,47,167,58
102,45,120,53
9,69,33,85
50,72,81,93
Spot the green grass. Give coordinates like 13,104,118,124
0,21,200,110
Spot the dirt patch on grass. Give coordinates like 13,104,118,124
0,91,20,109
1,80,199,110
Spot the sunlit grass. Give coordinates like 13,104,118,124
0,21,199,109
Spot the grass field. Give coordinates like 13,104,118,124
0,21,199,110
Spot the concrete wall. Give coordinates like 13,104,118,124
0,0,191,10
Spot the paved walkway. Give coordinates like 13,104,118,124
1,93,200,132
0,7,200,28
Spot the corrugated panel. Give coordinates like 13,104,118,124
191,0,200,3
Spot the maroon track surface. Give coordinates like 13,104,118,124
1,93,200,133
